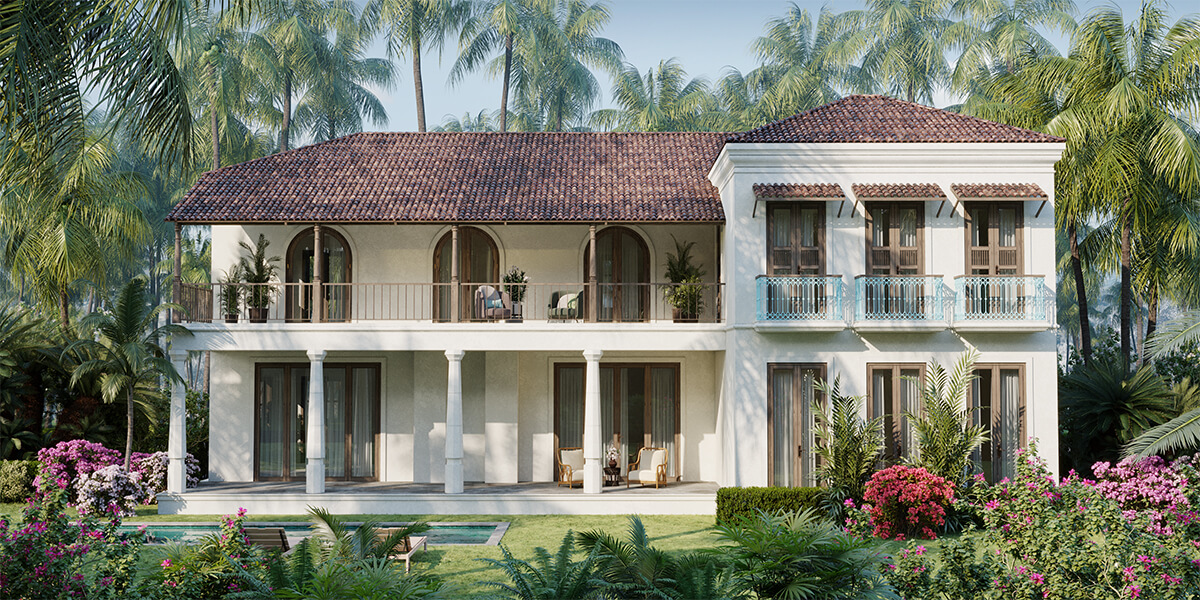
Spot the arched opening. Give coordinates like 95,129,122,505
433,227,499,321
586,227,649,322
286,228,351,322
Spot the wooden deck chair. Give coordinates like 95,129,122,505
376,528,428,573
244,527,293,555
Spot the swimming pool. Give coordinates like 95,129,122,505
119,521,508,546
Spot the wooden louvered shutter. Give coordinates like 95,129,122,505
767,205,795,275
896,203,922,274
867,204,891,274
796,205,825,275
966,202,1023,275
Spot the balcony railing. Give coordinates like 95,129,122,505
854,275,945,321
954,275,1047,321
755,275,843,321
176,281,723,324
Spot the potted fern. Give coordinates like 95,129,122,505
238,234,280,323
663,236,706,322
220,265,243,323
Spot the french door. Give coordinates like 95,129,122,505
867,363,925,463
865,202,925,316
554,363,680,478
255,363,380,481
766,203,826,316
767,363,825,487
964,202,1025,317
969,364,1025,482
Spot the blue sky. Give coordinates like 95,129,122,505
364,0,1187,133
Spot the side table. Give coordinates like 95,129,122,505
603,466,622,486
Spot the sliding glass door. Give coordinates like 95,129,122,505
554,363,680,478
255,363,380,481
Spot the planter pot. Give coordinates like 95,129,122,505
248,307,268,323
224,313,238,324
608,459,618,469
671,307,699,323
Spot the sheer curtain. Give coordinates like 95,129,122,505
800,369,816,486
900,369,921,461
772,369,794,487
258,368,286,478
558,367,584,448
289,369,309,479
620,237,642,322
324,368,347,478
650,368,676,477
597,235,614,321
601,368,614,462
326,241,348,321
1000,370,1022,479
351,367,376,478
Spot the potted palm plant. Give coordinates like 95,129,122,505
220,265,243,323
238,234,280,323
663,236,706,322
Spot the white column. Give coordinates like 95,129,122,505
306,349,327,494
166,351,188,493
445,350,465,494
583,349,603,493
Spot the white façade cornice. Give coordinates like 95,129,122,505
706,142,1066,189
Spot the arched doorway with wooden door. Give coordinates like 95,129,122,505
433,227,499,321
286,228,352,322
586,227,649,322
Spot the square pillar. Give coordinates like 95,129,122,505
583,349,603,493
445,349,465,494
166,351,188,493
306,349,327,494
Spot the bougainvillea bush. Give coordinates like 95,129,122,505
0,486,143,600
35,440,200,507
133,451,201,501
75,465,145,517
1090,453,1199,536
862,465,955,540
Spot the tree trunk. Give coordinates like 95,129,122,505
124,388,134,471
413,37,426,132
500,34,512,132
280,71,292,152
210,63,220,170
1120,198,1132,373
59,289,71,334
1068,221,1093,364
1146,284,1159,346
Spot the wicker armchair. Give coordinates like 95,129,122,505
627,447,669,488
557,447,584,487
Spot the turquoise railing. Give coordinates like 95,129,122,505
954,275,1047,321
756,275,843,320
854,275,944,321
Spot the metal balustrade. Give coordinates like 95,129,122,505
954,275,1047,321
175,281,723,324
755,275,843,321
854,275,945,321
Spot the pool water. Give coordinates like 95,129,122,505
119,522,505,546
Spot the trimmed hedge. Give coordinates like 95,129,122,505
0,460,38,503
716,486,826,524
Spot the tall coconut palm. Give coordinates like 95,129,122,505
292,8,395,142
450,0,552,132
364,0,471,132
837,0,954,104
432,109,499,131
947,0,1076,93
589,59,714,132
69,277,189,470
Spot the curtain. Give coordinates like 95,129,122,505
772,369,794,487
258,368,286,478
326,239,348,321
1001,370,1022,479
620,368,646,469
999,208,1017,247
601,368,614,464
650,368,676,477
435,237,452,321
799,208,816,247
620,235,642,321
899,208,917,247
871,207,889,247
969,207,987,246
597,235,614,321
773,207,791,252
872,370,891,460
324,368,347,478
800,369,815,486
900,369,921,461
559,367,584,448
289,369,309,478
351,368,376,478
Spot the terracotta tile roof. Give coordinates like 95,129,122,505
852,183,946,198
167,132,727,223
951,183,1047,198
753,183,845,198
727,95,1064,144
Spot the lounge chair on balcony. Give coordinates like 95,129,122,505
474,285,513,320
549,291,584,320
557,447,584,487
627,447,669,488
244,527,294,555
375,528,428,573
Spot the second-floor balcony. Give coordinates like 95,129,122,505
953,275,1050,330
176,281,724,325
754,276,845,331
853,275,947,330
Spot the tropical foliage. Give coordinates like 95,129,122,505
906,351,988,486
812,377,884,501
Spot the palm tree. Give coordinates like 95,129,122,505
69,277,189,470
450,0,552,132
432,110,500,131
947,0,1076,93
907,351,989,486
292,9,395,143
837,0,953,104
364,0,471,132
589,59,714,132
812,377,885,501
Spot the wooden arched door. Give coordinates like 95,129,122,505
587,227,649,322
434,227,499,321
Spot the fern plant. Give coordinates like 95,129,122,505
477,531,599,600
813,377,885,501
905,351,988,486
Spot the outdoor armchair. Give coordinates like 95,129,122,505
557,447,584,487
548,291,584,320
627,447,669,488
474,285,513,320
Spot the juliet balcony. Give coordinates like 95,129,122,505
753,275,846,332
952,275,1052,332
852,275,948,332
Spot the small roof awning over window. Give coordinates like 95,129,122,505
950,183,1047,198
851,183,946,198
753,183,845,199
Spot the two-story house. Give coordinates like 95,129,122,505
158,95,1064,515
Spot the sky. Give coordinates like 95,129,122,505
363,0,1187,134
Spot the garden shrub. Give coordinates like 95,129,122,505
74,465,145,517
35,439,120,494
0,485,144,599
132,451,201,501
886,535,996,600
138,508,274,598
862,465,954,540
716,486,824,524
1089,453,1199,535
0,459,38,502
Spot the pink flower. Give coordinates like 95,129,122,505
160,559,172,568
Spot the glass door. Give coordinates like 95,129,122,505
768,364,824,487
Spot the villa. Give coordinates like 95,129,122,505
159,95,1065,515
